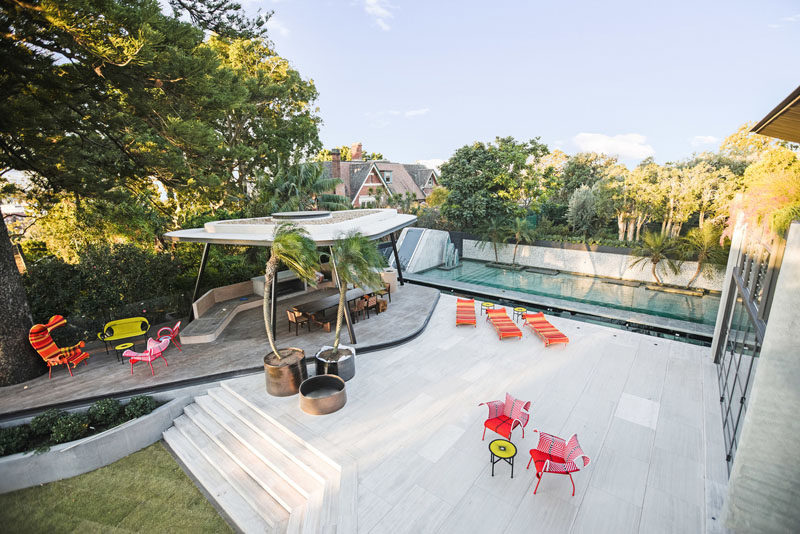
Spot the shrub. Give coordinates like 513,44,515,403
30,409,66,438
124,396,158,419
88,398,123,427
0,425,31,456
50,412,89,444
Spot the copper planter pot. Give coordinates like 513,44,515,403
264,348,307,397
314,346,356,382
299,375,347,415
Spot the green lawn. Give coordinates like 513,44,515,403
0,442,233,533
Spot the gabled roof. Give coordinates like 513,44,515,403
321,159,438,201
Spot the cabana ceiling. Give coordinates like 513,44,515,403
751,84,800,143
165,209,417,247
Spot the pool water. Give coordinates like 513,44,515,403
417,259,720,326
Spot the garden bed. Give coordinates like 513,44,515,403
0,396,191,494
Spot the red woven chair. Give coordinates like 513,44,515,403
486,308,523,340
527,432,590,496
123,337,170,376
523,312,569,347
156,321,182,351
479,393,531,440
456,298,477,327
28,315,89,378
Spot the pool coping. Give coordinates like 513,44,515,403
405,273,715,340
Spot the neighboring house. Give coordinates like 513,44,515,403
321,143,439,208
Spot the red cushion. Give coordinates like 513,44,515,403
484,415,519,439
529,449,575,474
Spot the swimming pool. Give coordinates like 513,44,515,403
415,259,720,326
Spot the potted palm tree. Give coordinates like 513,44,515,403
682,224,727,289
629,231,681,285
510,216,535,269
314,231,387,381
263,223,320,397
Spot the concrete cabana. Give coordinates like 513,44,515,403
164,208,417,344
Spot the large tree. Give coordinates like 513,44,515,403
440,136,549,229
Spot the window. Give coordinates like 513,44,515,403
382,170,392,183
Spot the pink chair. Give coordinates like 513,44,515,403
479,393,531,440
527,432,590,496
123,337,170,376
156,321,182,351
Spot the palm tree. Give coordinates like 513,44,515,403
263,223,320,359
510,217,535,266
250,162,349,216
476,217,513,263
327,231,386,360
682,224,727,288
629,231,681,285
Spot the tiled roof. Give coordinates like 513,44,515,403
321,160,438,201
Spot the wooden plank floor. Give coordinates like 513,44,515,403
0,284,439,416
221,294,728,533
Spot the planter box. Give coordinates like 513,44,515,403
0,397,191,494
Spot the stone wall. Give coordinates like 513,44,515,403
462,239,724,290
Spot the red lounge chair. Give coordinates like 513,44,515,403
486,308,523,340
523,312,569,347
157,321,182,351
124,337,170,376
456,298,477,327
480,392,531,440
29,315,89,378
527,432,590,496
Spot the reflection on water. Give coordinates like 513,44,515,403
419,259,720,326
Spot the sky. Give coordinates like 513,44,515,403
250,2,796,167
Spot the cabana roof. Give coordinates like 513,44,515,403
164,209,417,247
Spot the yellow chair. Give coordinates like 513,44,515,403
98,317,150,354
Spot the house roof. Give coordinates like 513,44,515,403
751,85,800,143
164,209,417,247
321,159,439,201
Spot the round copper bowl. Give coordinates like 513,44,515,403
299,374,347,415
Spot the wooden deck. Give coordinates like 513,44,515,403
214,294,728,533
0,283,439,417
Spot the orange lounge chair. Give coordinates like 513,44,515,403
456,298,477,327
29,315,90,378
486,308,523,340
524,312,569,347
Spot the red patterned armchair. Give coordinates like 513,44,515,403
28,315,89,378
527,432,590,496
479,393,531,440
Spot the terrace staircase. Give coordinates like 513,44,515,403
163,382,356,533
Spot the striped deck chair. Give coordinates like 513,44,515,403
455,298,477,327
523,312,569,347
527,432,590,496
29,315,89,378
486,308,523,340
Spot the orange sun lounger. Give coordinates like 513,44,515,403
456,298,477,327
486,308,523,340
524,312,569,347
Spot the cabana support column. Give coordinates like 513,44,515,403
390,232,405,285
329,246,357,344
189,243,211,322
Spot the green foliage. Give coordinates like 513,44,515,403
0,425,30,456
556,152,618,203
630,232,682,285
50,412,90,444
476,217,513,263
249,162,348,215
88,399,124,428
682,224,728,288
316,145,384,161
440,136,550,229
30,409,66,438
510,217,536,265
124,396,159,419
567,185,598,236
425,187,449,208
329,232,387,351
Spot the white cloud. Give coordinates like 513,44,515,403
768,23,782,29
690,135,719,148
404,108,429,117
573,133,655,160
267,17,290,37
364,0,394,31
782,13,800,22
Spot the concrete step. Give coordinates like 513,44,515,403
172,414,291,530
183,402,308,515
163,425,285,533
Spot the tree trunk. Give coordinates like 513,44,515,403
332,281,347,353
617,214,625,241
512,243,519,265
0,219,46,386
698,210,705,227
492,242,499,263
660,218,667,236
262,254,281,358
651,260,662,285
626,218,635,242
635,215,646,241
686,262,702,288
